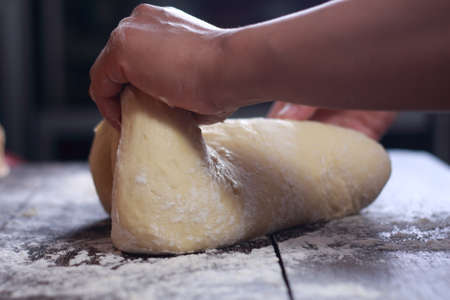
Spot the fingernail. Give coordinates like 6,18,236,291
275,104,292,117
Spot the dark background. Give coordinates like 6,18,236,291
0,0,449,162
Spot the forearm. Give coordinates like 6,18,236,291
219,0,450,110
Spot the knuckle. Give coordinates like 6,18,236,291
113,16,138,44
131,3,152,17
88,85,97,101
108,30,122,53
109,27,121,44
161,6,180,19
118,16,134,27
163,6,176,12
161,7,174,18
108,26,129,52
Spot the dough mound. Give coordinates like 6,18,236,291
89,87,391,254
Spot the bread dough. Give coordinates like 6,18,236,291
90,120,119,213
0,124,9,178
89,87,391,254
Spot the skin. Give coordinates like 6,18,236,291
89,0,450,139
267,103,396,140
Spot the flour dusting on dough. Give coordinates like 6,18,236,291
135,171,147,185
102,88,391,254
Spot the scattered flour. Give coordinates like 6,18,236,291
69,250,90,266
135,174,147,185
292,282,380,299
0,239,285,299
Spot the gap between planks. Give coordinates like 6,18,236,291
270,234,294,300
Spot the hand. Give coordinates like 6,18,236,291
268,101,397,140
89,4,233,128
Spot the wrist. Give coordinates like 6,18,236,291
208,26,270,112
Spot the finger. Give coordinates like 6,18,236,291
193,110,233,125
267,101,287,118
280,104,316,120
268,101,317,120
90,85,122,131
357,111,397,140
89,36,128,126
312,110,397,140
89,68,123,128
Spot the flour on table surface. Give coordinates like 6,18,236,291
276,151,450,300
0,239,285,300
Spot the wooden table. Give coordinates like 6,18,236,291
0,150,449,300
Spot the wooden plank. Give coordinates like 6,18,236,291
0,165,46,229
0,164,288,300
276,150,450,300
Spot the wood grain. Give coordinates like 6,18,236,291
0,164,287,299
276,150,450,300
0,151,449,299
